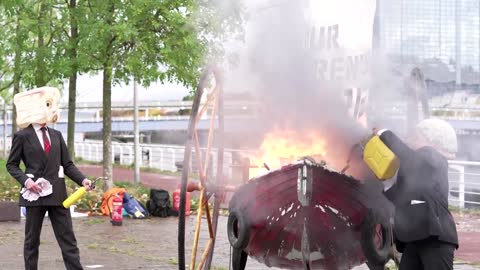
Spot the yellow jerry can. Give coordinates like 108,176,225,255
363,136,400,180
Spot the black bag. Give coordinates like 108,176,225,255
146,189,170,217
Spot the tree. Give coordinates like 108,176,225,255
56,0,89,159
0,0,66,133
81,0,243,190
0,1,33,134
66,0,80,159
1,0,244,190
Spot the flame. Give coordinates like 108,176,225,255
249,129,327,177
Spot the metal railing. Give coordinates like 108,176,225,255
1,137,479,209
448,160,480,208
71,141,480,209
73,140,248,181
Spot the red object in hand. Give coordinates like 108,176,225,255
111,194,123,226
173,188,190,216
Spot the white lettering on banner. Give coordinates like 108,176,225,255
306,24,340,50
305,24,371,84
314,54,370,82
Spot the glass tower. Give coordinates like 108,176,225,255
374,0,480,86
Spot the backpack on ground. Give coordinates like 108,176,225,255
123,192,148,219
146,189,170,217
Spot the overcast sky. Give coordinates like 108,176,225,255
60,73,190,104
61,0,377,104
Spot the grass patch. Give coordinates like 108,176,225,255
114,181,150,206
0,158,199,215
65,179,151,214
142,255,160,261
87,243,99,249
471,261,480,267
449,205,480,216
84,218,106,225
0,159,22,202
168,257,178,265
74,157,102,166
120,236,140,245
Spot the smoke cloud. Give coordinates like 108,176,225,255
223,0,378,172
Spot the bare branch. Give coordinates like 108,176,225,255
0,80,14,92
63,28,71,38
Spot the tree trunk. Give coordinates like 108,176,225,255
35,2,47,87
102,0,115,191
12,16,22,134
102,58,113,191
67,0,78,159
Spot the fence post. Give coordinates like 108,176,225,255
449,164,465,209
160,149,164,171
87,144,92,160
111,145,115,163
75,144,79,159
170,149,176,172
95,144,100,162
119,146,124,164
459,166,465,209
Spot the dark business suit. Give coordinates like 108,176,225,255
379,131,458,270
6,124,86,270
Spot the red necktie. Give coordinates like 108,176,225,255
40,127,51,154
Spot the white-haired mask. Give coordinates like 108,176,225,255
414,118,457,160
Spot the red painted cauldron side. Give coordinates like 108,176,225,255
229,160,390,270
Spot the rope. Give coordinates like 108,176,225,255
389,220,400,270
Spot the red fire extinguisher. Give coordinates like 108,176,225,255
173,187,190,216
110,194,123,226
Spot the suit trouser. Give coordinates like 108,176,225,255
24,206,83,270
399,239,455,270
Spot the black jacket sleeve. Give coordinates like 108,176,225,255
6,133,29,186
379,130,415,163
59,131,85,186
378,130,414,202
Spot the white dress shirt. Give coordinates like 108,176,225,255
32,123,51,150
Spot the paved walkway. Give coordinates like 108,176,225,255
0,217,478,270
78,164,480,265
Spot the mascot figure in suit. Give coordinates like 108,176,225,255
7,86,91,270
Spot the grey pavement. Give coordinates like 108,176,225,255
0,215,478,270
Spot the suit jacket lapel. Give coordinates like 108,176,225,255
25,125,48,167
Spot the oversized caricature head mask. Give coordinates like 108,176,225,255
14,86,60,129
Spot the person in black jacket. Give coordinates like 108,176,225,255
374,118,458,270
7,123,92,270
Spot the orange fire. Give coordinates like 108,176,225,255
249,129,328,177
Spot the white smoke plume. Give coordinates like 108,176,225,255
223,0,378,172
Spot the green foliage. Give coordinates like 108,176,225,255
0,1,68,89
0,160,203,216
0,159,21,202
0,177,21,202
449,205,480,216
0,0,245,94
0,0,245,191
113,181,150,205
168,257,179,265
65,179,151,215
